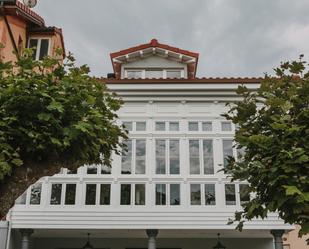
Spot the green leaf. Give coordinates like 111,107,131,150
47,101,64,113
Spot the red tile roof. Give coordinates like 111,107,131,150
4,1,45,26
98,77,262,84
110,39,199,59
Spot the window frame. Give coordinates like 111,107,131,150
28,37,51,61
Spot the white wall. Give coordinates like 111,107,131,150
0,221,8,249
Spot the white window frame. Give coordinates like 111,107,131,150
120,183,146,206
155,183,181,206
190,183,217,206
28,37,52,61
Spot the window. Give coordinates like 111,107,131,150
136,121,146,131
225,184,236,205
202,122,212,131
122,139,133,174
50,184,62,205
156,140,166,174
223,139,233,167
166,70,181,79
203,140,214,174
85,184,96,205
121,139,146,174
156,184,166,205
101,165,111,174
67,168,77,174
15,191,27,205
30,183,42,205
155,122,166,131
169,122,179,131
205,184,216,205
156,139,180,175
100,184,111,205
28,38,50,60
65,184,76,205
222,122,232,131
145,70,162,79
189,140,200,174
188,122,199,131
87,165,97,174
190,184,201,205
123,121,133,131
239,184,250,205
170,184,180,205
126,70,142,79
120,184,131,205
135,184,145,205
135,139,146,174
169,140,180,174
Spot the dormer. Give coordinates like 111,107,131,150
110,39,199,79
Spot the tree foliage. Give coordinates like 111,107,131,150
223,56,309,236
0,49,127,218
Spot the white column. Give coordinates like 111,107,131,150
20,229,33,249
271,230,285,249
146,229,158,249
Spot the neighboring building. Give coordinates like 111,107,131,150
283,226,309,249
0,0,64,63
3,38,295,249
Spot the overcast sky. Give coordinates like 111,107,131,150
35,0,309,78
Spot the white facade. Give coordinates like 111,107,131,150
3,40,291,249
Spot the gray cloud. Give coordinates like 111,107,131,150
36,0,309,77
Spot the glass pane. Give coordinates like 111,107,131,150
222,122,232,131
166,70,181,79
100,184,111,205
155,122,166,131
136,139,146,174
87,165,97,174
39,39,49,60
170,184,180,205
169,140,180,174
145,70,162,79
67,168,77,174
205,184,216,205
156,140,166,174
85,184,96,205
121,184,131,205
203,140,214,174
223,139,233,167
15,191,27,205
50,184,62,205
189,140,200,174
121,139,132,174
123,121,133,131
202,122,212,131
169,122,179,131
65,184,76,205
126,70,142,79
225,184,236,205
240,184,250,205
135,184,145,205
189,122,199,131
190,184,201,205
30,183,42,205
29,39,38,59
155,184,166,205
101,165,111,174
136,121,146,131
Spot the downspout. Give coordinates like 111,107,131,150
0,3,20,59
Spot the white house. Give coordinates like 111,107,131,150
2,39,291,249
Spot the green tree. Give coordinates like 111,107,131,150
0,50,127,218
223,56,309,235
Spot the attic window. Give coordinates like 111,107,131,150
126,70,142,79
145,70,162,79
28,38,50,60
166,70,181,79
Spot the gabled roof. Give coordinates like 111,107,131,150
110,39,199,79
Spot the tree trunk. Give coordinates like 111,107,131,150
0,161,65,219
